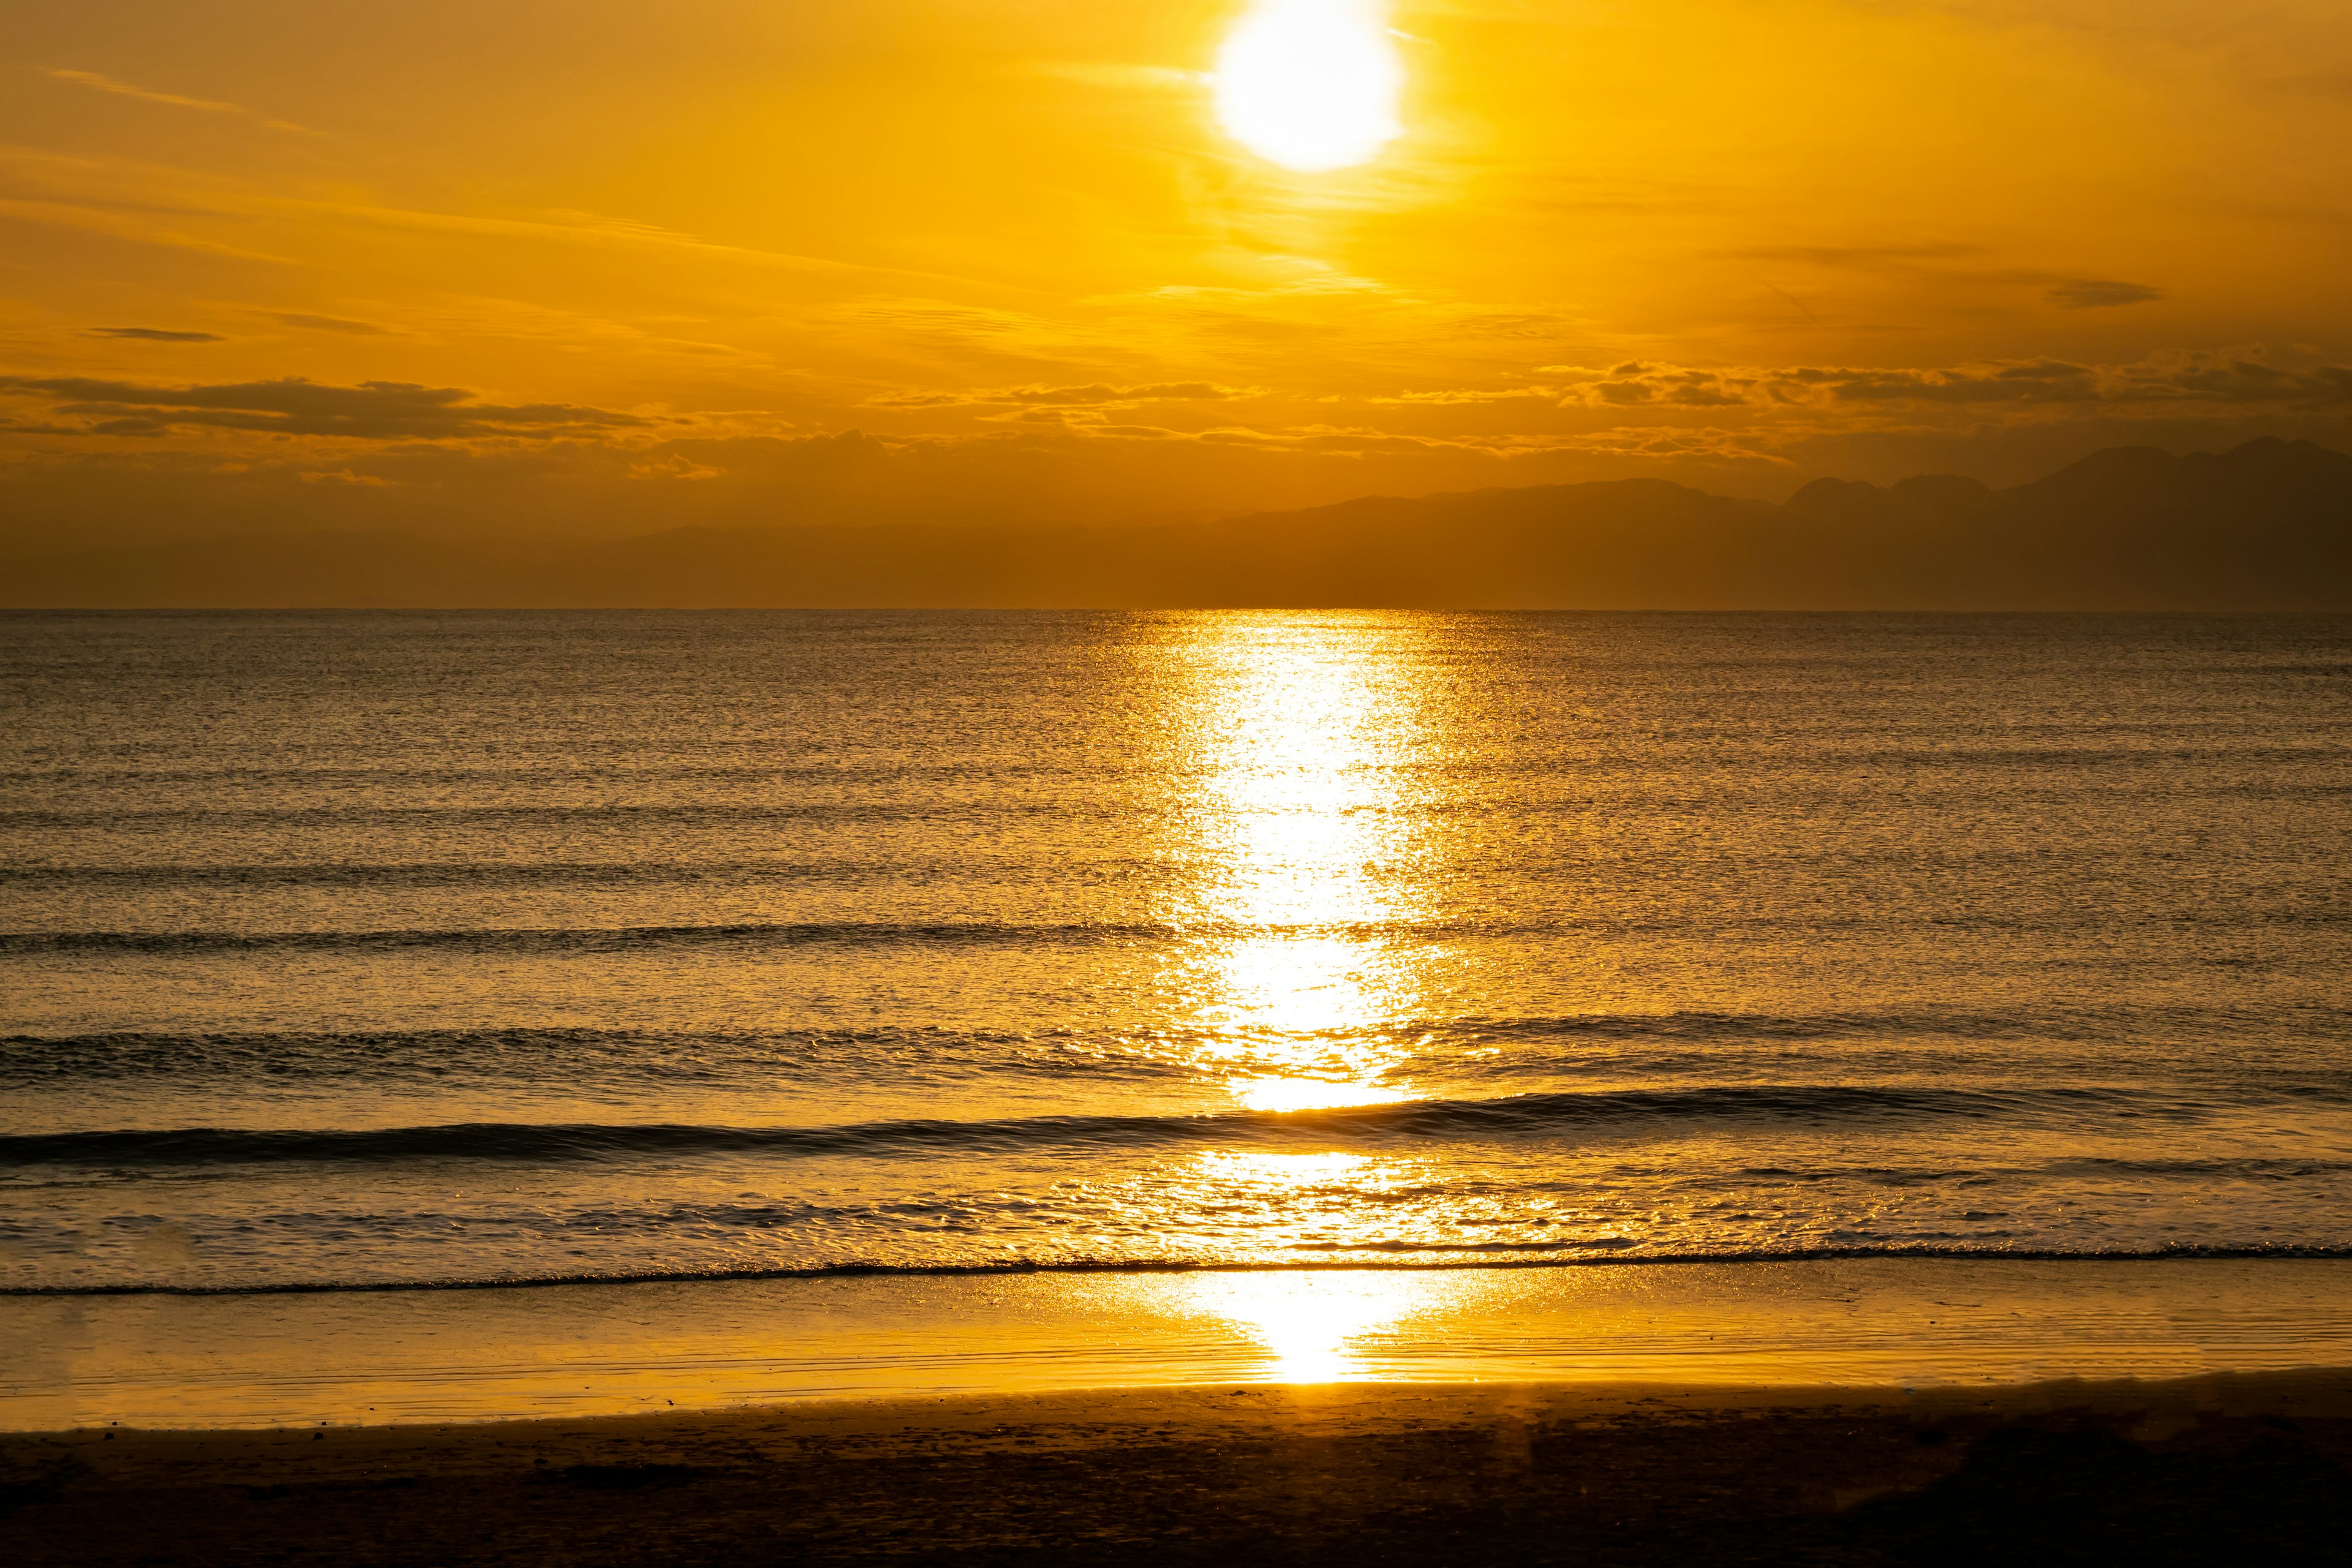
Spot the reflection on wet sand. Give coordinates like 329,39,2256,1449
1178,1268,1472,1382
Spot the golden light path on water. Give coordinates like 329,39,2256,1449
1164,615,1449,1379
1174,614,1433,1110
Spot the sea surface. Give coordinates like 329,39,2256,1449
2,610,2350,1294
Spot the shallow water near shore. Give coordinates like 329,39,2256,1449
9,1257,2352,1429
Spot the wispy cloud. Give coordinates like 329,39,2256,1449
2046,279,2165,309
867,382,1256,410
88,326,224,342
43,69,319,135
1532,350,2351,409
0,195,297,265
263,312,394,336
0,375,650,440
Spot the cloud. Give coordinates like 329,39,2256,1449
867,382,1257,410
988,382,1250,406
2047,279,2165,309
1732,244,2169,313
263,313,393,336
2280,72,2352,102
1545,363,1760,408
86,327,225,342
0,137,982,293
1528,351,2352,410
2106,352,2352,404
0,376,651,440
628,453,723,481
1368,387,1558,405
0,194,300,266
43,68,318,135
1537,426,1790,463
1783,361,2103,404
1796,353,2352,406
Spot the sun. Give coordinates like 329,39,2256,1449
1213,0,1405,173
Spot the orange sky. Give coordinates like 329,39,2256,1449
5,0,2351,546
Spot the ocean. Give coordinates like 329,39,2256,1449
5,609,2351,1296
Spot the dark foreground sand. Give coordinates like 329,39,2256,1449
7,1373,2352,1566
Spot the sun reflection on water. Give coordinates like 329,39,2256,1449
1166,614,1439,1110
1194,1150,1373,1186
1227,1076,1406,1113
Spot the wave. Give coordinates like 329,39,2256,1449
0,1084,2174,1167
11,1015,2351,1099
0,1023,1194,1087
10,907,2351,957
0,918,1499,957
0,862,881,890
12,1244,2352,1298
10,777,2351,835
4,745,2345,800
0,801,1016,824
0,761,1095,790
0,1009,2071,1056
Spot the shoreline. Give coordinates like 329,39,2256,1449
8,1372,2351,1564
17,1242,2352,1297
11,1256,2352,1433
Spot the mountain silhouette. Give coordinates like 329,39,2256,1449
6,438,2348,608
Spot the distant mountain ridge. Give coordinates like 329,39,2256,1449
6,437,2350,608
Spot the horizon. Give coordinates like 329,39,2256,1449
3,430,2333,543
10,432,2347,608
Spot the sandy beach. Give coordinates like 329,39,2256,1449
7,1372,2351,1565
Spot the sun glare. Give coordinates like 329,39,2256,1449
1229,1075,1407,1113
1187,1271,1459,1382
1214,0,1404,172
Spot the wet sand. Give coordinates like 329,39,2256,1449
8,1371,2352,1566
16,1258,2352,1429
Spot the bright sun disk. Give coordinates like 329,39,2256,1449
1214,0,1404,172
